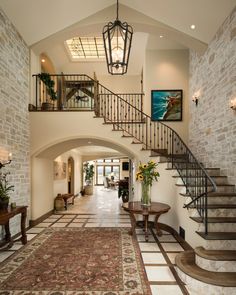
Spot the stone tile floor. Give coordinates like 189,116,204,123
0,187,189,294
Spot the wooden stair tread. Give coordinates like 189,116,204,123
176,251,236,286
180,192,236,197
190,204,236,209
176,183,234,187
197,232,236,240
190,216,236,223
173,175,227,179
195,246,236,261
208,192,236,197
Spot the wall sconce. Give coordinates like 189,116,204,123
0,153,12,169
192,91,200,106
230,98,236,110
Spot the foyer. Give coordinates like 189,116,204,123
0,0,236,294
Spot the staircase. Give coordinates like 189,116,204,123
31,73,236,245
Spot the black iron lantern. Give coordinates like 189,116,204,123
103,0,133,75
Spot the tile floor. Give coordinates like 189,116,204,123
0,187,189,294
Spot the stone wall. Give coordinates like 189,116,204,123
0,8,30,235
189,7,236,185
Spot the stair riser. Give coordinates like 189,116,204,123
182,178,228,186
175,267,235,294
208,197,236,205
205,240,236,250
195,255,236,272
172,165,221,176
207,209,236,217
188,186,235,193
198,223,236,232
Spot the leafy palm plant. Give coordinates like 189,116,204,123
0,173,14,202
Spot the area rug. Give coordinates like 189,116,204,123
0,227,151,294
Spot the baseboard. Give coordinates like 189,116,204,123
29,210,54,228
158,222,193,250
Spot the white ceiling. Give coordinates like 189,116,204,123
0,0,235,45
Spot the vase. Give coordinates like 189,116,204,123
141,182,151,206
0,199,9,210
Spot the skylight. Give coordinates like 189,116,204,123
65,37,106,60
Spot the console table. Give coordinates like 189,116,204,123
122,201,170,241
0,206,27,249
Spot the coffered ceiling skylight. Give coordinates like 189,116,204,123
65,37,106,60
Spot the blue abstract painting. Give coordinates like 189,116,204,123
151,90,182,121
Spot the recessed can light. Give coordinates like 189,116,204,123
41,59,46,63
190,24,196,30
160,35,164,38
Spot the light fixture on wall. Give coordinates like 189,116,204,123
230,97,236,110
0,152,12,169
192,91,200,106
102,0,133,75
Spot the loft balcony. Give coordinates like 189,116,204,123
29,73,143,113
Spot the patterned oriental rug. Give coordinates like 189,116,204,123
0,228,151,294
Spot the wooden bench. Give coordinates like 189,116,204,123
61,194,75,210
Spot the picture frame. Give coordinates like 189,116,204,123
54,161,66,180
151,89,183,121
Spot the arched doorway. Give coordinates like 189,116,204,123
68,157,74,194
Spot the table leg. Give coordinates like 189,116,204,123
129,213,136,236
21,209,27,245
4,222,14,249
154,213,163,236
143,215,149,242
64,199,68,210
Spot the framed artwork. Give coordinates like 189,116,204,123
54,161,66,180
151,90,183,121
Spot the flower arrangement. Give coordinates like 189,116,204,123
136,160,160,206
136,160,160,185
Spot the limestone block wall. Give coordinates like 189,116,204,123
189,7,236,185
0,8,30,235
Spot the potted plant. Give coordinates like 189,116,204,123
38,73,57,110
0,172,14,210
83,162,94,195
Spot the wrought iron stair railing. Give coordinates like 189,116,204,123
94,80,217,235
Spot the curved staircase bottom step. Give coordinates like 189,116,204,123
175,251,236,287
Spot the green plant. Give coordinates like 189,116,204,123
83,162,94,185
0,172,14,202
38,72,57,100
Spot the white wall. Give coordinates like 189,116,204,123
144,49,189,143
53,151,82,197
31,157,53,220
98,75,141,94
30,49,40,104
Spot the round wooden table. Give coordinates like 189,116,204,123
122,201,171,241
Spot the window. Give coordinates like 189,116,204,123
96,166,104,185
65,37,106,61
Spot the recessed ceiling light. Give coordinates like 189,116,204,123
41,58,46,63
190,24,196,30
160,35,164,38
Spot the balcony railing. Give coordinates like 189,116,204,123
30,74,143,112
